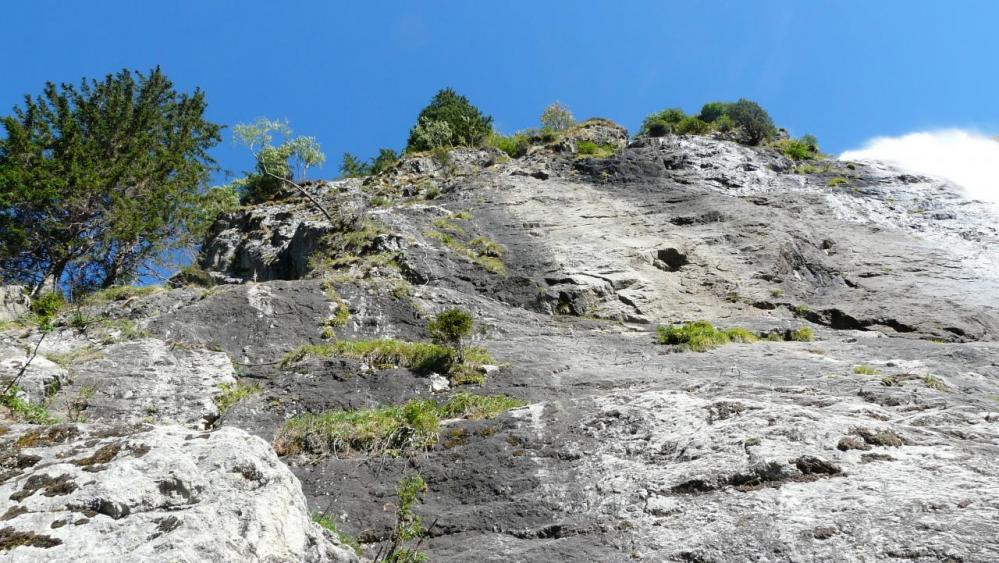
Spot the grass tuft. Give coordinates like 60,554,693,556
275,393,526,457
214,381,262,414
656,321,758,352
313,514,362,556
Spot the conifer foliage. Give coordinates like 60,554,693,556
0,67,225,294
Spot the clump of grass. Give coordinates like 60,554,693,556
282,339,495,384
424,229,506,275
853,364,880,375
282,339,453,373
1,387,56,424
656,321,758,352
488,132,531,158
794,164,819,174
576,140,617,158
793,304,811,317
274,392,526,457
312,514,362,556
827,177,850,188
923,375,949,391
321,282,350,331
789,327,814,342
214,381,262,414
770,289,784,298
45,347,105,369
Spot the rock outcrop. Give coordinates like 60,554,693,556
0,423,358,562
3,127,999,561
0,286,29,323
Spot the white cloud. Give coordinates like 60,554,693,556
840,129,999,204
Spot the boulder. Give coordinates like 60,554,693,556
0,286,29,323
0,423,358,562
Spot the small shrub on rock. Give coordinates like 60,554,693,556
676,116,710,135
724,99,776,145
640,108,687,137
428,308,474,361
540,101,575,132
488,132,530,158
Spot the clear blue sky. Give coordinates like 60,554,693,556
3,0,997,181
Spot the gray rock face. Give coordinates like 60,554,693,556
0,423,358,562
0,286,29,323
0,345,68,404
4,130,999,561
51,338,237,429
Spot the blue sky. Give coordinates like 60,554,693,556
3,0,997,182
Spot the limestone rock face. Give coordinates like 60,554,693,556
0,423,358,562
51,338,237,429
3,129,999,561
0,286,29,323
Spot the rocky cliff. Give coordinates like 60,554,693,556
2,120,998,561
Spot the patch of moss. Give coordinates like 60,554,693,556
71,442,121,467
827,177,850,188
0,527,63,550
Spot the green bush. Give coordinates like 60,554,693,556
30,292,65,320
724,99,776,145
427,309,474,357
698,102,727,123
406,88,493,152
772,133,820,161
488,132,530,158
640,108,687,137
1,387,56,424
656,320,758,352
676,116,710,135
540,101,575,132
282,339,454,374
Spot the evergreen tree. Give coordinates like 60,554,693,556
405,88,492,152
0,68,224,294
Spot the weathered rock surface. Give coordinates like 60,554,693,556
3,130,999,561
0,423,358,562
0,286,28,323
